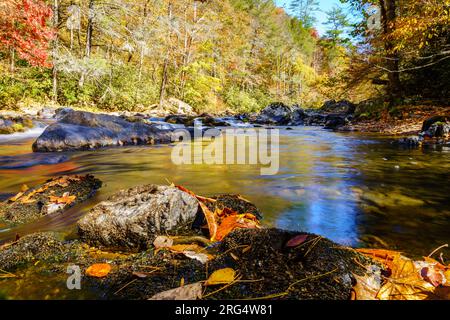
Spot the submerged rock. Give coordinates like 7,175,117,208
32,111,174,152
0,175,102,225
78,185,199,249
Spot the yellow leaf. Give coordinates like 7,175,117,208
205,268,236,286
86,263,111,278
8,192,24,202
377,256,433,300
21,184,29,192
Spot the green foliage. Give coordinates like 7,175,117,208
0,68,51,109
223,86,269,113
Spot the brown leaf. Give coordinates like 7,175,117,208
149,282,203,300
286,234,309,247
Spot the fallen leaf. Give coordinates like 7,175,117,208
214,213,260,241
377,255,433,300
286,234,309,247
357,248,402,270
205,268,236,286
198,201,218,241
168,244,204,253
149,282,203,300
8,192,23,202
183,251,213,264
21,184,29,192
49,192,76,205
353,273,381,300
153,236,174,249
86,263,112,278
133,271,152,279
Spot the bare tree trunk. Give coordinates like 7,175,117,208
159,1,173,107
380,0,401,102
9,48,15,73
85,0,94,58
52,0,59,103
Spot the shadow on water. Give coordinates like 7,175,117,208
0,127,449,256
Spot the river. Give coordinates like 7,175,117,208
0,126,449,257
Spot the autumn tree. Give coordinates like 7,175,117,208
0,0,54,71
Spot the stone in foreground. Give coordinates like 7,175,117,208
77,185,199,249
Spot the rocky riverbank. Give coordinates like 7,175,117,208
0,178,379,300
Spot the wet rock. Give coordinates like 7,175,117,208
254,103,305,125
77,185,199,249
397,115,449,146
421,122,450,139
324,114,348,130
0,232,66,271
0,114,34,135
320,100,356,115
54,107,74,120
32,111,174,152
303,111,326,126
421,115,449,132
0,175,102,225
165,114,230,127
206,228,376,300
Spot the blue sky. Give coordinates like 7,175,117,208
275,0,347,35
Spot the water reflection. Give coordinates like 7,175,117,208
0,127,449,255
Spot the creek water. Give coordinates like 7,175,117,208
0,126,449,257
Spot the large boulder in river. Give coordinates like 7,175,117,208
32,111,174,152
320,100,356,115
77,185,199,249
254,102,305,125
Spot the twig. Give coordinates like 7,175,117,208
0,268,18,279
114,278,138,295
242,268,339,300
427,244,448,258
202,276,242,299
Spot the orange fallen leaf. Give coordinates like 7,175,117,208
49,192,76,205
198,202,218,241
356,248,402,270
214,213,260,241
86,263,111,278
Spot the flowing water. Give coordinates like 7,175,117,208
0,126,449,257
